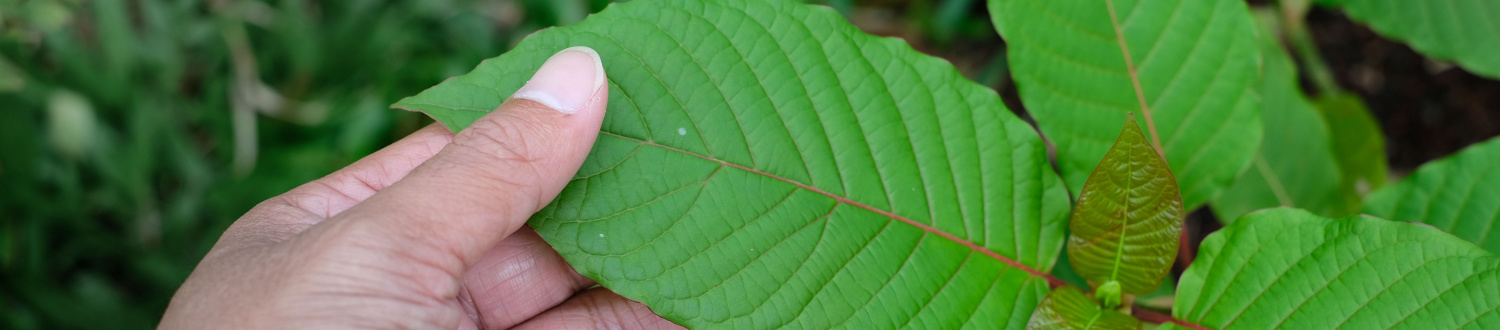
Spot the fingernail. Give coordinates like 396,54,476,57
512,46,604,114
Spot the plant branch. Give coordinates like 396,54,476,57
1134,307,1212,330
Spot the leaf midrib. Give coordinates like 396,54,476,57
597,130,1063,285
1104,0,1166,155
1109,138,1134,285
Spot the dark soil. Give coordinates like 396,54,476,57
1306,8,1500,172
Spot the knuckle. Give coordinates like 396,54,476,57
454,106,557,165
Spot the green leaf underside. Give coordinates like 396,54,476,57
1313,92,1388,198
1171,208,1500,329
1320,0,1500,78
1211,13,1346,222
393,0,1073,328
1067,117,1183,297
1026,286,1142,330
1364,137,1500,254
988,0,1263,210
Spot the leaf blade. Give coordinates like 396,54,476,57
987,0,1264,210
1313,92,1388,198
1211,10,1348,222
1321,0,1500,78
1172,208,1500,329
1026,286,1143,330
1067,116,1184,298
394,0,1072,328
1363,137,1500,254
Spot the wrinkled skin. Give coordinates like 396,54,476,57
161,48,682,329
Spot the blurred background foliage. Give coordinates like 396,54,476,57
0,0,1001,327
0,0,1495,328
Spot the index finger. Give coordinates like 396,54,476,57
217,123,454,251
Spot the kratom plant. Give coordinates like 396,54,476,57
393,0,1500,328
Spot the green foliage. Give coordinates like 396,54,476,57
1025,286,1141,330
397,0,1071,328
0,0,584,328
1211,11,1346,222
1172,208,1500,329
1364,137,1500,254
1066,116,1183,304
1317,0,1500,78
10,0,1498,327
1313,92,1389,198
987,0,1263,210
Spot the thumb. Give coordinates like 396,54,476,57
327,46,607,274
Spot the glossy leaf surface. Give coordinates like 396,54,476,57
394,0,1072,328
1026,286,1142,330
1068,116,1183,297
1172,208,1500,329
987,0,1263,210
1211,13,1345,222
1364,137,1500,254
1319,0,1500,78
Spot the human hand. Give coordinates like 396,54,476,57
161,47,682,329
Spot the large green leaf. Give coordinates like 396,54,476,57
1318,0,1500,78
1172,208,1500,329
987,0,1263,210
1210,11,1346,222
1364,137,1500,254
393,0,1073,328
1067,116,1183,302
1025,286,1142,330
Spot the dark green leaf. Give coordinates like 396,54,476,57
1026,286,1142,330
1313,92,1388,198
1172,208,1500,328
1318,0,1500,78
1067,116,1183,300
394,0,1072,327
987,0,1263,210
1363,137,1500,253
1211,10,1346,222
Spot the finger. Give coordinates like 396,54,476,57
456,227,595,329
511,288,684,330
326,46,608,277
218,123,454,250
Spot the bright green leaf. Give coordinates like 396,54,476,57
1319,0,1500,78
1211,10,1346,222
1067,116,1183,301
1026,286,1142,330
1364,137,1500,254
987,0,1263,210
1313,92,1388,199
394,0,1073,328
1172,208,1500,328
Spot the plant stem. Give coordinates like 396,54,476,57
1134,307,1212,330
1284,7,1342,95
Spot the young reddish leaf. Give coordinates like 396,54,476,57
1068,115,1184,305
1026,286,1142,330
